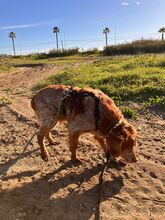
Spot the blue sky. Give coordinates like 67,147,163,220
0,0,165,54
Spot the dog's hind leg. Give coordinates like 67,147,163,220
46,130,55,145
36,110,58,160
68,132,81,163
37,126,50,162
45,120,58,145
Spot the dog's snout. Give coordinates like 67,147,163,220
132,157,137,163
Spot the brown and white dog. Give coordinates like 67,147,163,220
31,85,138,164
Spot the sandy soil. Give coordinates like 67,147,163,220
0,64,165,220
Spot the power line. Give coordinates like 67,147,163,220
1,32,159,46
0,32,161,54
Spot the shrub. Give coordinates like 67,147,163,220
103,40,165,56
81,48,100,55
48,48,79,57
28,48,79,60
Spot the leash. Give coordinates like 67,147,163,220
0,131,38,181
97,152,110,220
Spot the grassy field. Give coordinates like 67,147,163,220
33,54,165,109
0,55,102,78
1,53,164,117
0,53,99,73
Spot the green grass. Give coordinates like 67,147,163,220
0,57,15,74
121,107,138,119
0,54,99,72
1,53,165,109
33,54,165,108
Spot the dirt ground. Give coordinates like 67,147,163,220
0,64,165,220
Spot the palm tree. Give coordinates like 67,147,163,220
158,27,165,41
9,32,16,56
103,27,110,46
53,27,60,49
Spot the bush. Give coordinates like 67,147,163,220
28,48,79,60
103,40,165,56
48,48,79,57
81,48,101,55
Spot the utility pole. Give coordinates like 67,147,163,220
53,27,60,50
9,32,16,56
158,27,165,41
114,27,117,45
61,39,64,52
64,33,67,50
103,27,110,47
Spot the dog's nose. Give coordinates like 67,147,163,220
132,155,138,163
133,158,137,163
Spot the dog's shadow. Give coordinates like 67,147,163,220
0,161,124,220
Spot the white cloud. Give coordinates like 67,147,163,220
135,1,141,5
121,2,129,6
121,1,141,6
0,21,55,30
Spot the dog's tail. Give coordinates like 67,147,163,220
31,96,36,111
31,96,39,128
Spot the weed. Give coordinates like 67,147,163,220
145,96,165,107
121,107,138,119
0,61,13,74
0,97,12,106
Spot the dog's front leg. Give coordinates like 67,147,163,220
94,135,106,152
68,131,81,163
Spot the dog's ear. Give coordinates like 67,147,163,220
125,124,136,136
112,125,128,140
116,124,136,140
120,125,137,154
115,130,126,140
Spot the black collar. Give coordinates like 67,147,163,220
108,118,123,135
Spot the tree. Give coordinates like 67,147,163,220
158,27,165,41
103,27,110,46
53,27,60,49
9,32,16,56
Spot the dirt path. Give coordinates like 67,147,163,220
0,64,165,220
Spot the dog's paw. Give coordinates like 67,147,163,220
107,157,126,170
41,151,49,162
71,157,82,164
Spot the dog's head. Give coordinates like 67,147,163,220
106,123,137,163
